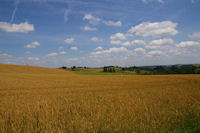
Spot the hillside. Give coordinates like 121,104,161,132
0,64,71,74
0,64,200,132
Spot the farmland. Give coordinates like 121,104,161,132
0,64,200,132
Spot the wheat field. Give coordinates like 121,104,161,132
0,64,200,133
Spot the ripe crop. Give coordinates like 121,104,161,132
0,64,200,132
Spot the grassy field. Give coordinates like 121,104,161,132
0,64,200,132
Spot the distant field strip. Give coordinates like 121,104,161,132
0,64,200,132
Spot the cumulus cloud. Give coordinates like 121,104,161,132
64,37,74,44
134,48,146,53
110,32,126,40
104,20,122,27
176,41,200,48
95,46,103,50
0,52,12,64
83,14,101,25
0,52,12,59
28,57,40,61
145,45,161,50
0,21,34,33
110,40,122,45
68,57,79,61
24,41,40,49
149,38,174,45
189,32,200,40
145,38,173,50
131,40,146,45
83,26,97,31
70,46,78,51
110,39,146,46
46,52,58,57
146,50,164,57
128,21,178,37
91,47,128,55
122,41,131,46
125,33,134,37
60,51,67,55
91,37,103,42
168,48,183,56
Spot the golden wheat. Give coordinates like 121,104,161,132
0,64,200,132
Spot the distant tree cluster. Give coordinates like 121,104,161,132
121,65,200,75
71,66,76,71
60,66,67,69
103,66,116,72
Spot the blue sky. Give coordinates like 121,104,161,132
0,0,200,67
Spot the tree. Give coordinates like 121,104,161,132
61,66,67,69
103,66,116,72
71,66,76,71
103,67,107,72
113,67,116,72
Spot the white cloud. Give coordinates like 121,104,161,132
104,20,122,27
110,32,126,40
95,46,103,50
46,52,58,57
189,32,200,40
68,57,79,61
10,0,19,23
83,26,97,31
142,0,164,3
145,38,173,50
0,21,34,33
24,41,40,49
110,40,122,45
64,9,70,22
64,37,74,44
70,46,78,51
149,38,174,45
0,52,12,64
128,21,178,37
0,52,12,59
131,40,146,45
28,57,40,61
60,51,67,55
91,37,103,42
125,33,134,37
122,41,131,46
145,45,161,50
146,50,164,57
134,48,146,53
168,48,183,56
91,47,128,55
176,41,200,48
83,14,101,25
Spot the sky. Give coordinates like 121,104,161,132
0,0,200,67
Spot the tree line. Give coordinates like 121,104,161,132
121,65,200,75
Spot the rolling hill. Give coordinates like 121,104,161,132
0,64,200,132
